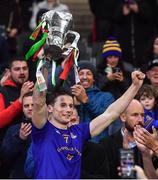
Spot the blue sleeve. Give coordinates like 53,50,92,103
82,123,91,142
85,92,114,117
24,144,35,178
31,121,49,143
70,123,91,143
0,124,25,161
78,123,91,142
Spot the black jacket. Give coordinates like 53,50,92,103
100,130,143,179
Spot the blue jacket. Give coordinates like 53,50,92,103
0,122,31,178
77,86,121,142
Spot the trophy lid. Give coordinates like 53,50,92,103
41,10,73,29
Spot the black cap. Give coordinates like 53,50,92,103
147,59,158,70
78,61,96,80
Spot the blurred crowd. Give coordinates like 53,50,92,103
0,0,158,179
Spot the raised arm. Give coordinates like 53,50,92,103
90,71,145,137
32,64,48,129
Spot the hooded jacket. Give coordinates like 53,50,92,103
0,79,22,128
77,86,121,142
0,79,22,145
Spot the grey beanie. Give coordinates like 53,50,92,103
78,61,96,80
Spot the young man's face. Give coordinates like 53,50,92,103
10,61,29,85
78,69,94,89
22,96,33,119
68,108,80,127
50,95,74,125
140,95,155,111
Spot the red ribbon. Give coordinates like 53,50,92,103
59,50,74,80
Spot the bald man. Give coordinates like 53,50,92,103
100,99,158,178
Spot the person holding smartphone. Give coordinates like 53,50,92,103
97,36,131,99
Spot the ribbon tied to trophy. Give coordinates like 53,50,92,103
25,10,80,91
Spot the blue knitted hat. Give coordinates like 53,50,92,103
102,37,122,58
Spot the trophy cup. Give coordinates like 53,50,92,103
41,10,73,60
35,10,80,91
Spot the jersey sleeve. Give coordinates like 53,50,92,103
31,121,49,143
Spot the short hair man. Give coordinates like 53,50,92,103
24,106,110,178
0,57,34,142
22,92,33,120
32,65,144,178
0,92,33,178
100,99,158,178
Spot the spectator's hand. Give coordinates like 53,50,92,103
107,72,116,81
133,165,148,179
135,138,151,155
131,71,145,87
73,96,81,105
134,125,158,153
8,28,18,38
0,68,10,86
107,71,124,81
71,84,88,104
19,81,34,103
114,72,124,81
19,122,32,140
123,4,130,15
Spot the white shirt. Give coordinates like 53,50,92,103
29,0,69,30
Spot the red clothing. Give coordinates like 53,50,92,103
0,80,22,128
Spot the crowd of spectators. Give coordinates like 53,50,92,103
0,0,158,179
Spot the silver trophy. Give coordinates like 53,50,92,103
41,10,75,60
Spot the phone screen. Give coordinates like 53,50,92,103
120,148,136,179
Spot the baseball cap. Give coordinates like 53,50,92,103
147,59,158,70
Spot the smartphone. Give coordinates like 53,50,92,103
113,67,121,73
120,148,136,179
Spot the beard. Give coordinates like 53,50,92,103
125,121,144,133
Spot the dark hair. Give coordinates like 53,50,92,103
23,91,33,99
36,9,48,25
97,55,125,74
135,84,158,100
8,56,27,69
46,89,73,106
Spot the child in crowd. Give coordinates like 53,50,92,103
136,84,158,131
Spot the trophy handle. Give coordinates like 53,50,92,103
64,30,80,48
62,30,80,57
